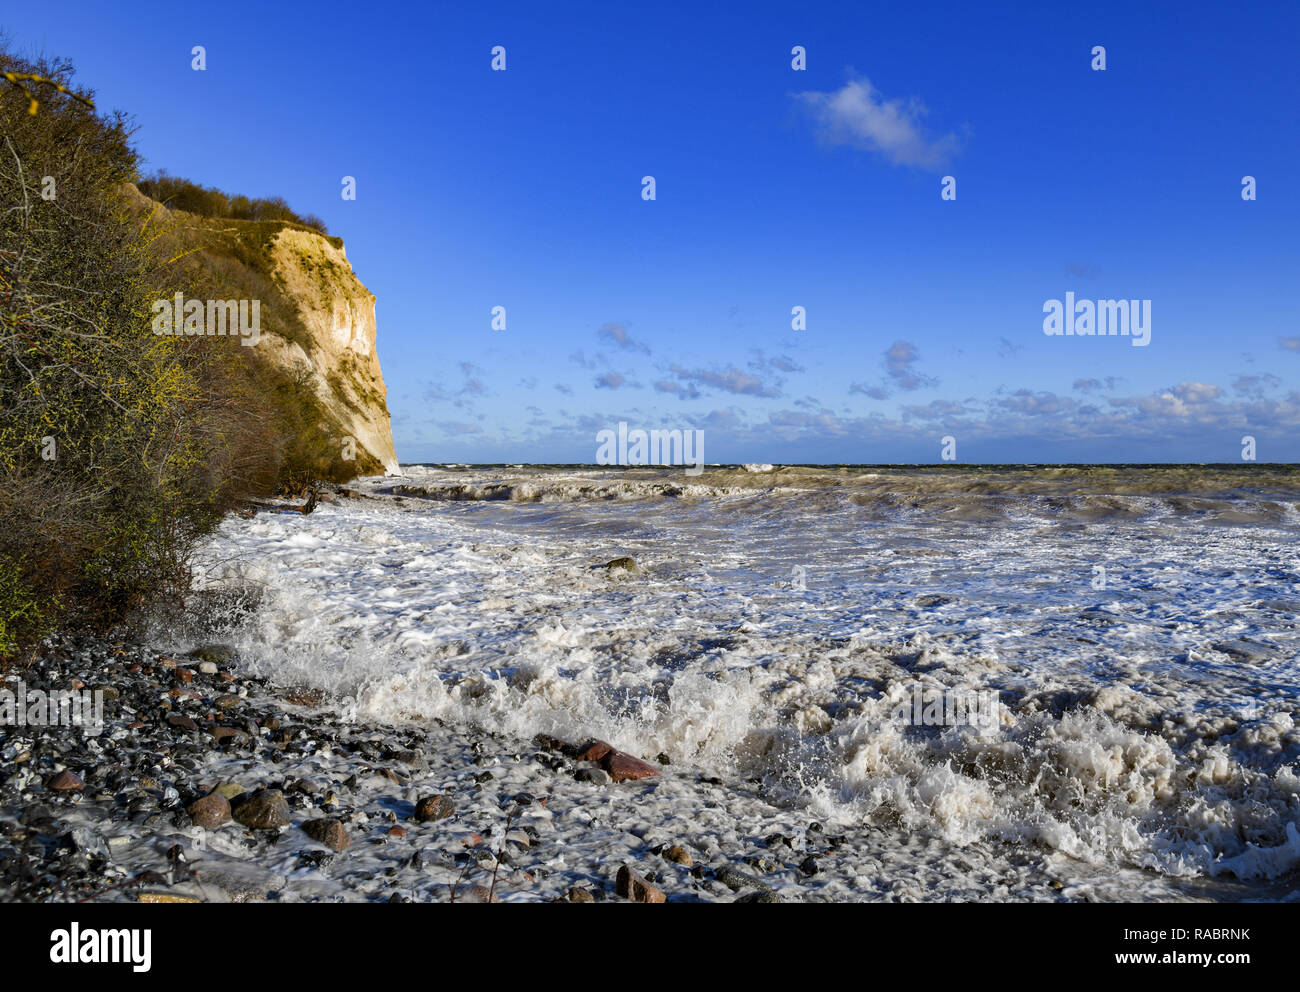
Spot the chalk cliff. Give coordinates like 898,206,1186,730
128,183,399,478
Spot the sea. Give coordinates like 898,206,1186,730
172,463,1300,901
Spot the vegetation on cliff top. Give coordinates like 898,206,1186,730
137,170,332,238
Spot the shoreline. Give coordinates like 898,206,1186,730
2,633,1287,903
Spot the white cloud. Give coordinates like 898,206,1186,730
798,77,959,170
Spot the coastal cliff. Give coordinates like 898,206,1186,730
127,183,399,478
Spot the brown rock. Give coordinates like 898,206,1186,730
605,751,661,782
302,818,352,852
414,795,455,823
211,726,250,748
576,739,614,763
166,713,199,732
453,885,499,904
174,667,195,684
187,791,231,829
664,845,693,867
616,865,665,903
230,788,291,830
285,687,324,707
214,693,242,710
47,770,84,792
576,739,661,783
564,886,595,902
386,826,407,838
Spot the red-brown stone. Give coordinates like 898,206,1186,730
616,865,665,903
577,739,662,783
47,770,84,791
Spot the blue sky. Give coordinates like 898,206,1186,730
7,1,1299,462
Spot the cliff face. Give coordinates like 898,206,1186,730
130,184,399,478
261,228,399,474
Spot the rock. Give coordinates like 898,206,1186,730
174,668,195,684
602,556,638,573
189,644,236,665
187,791,232,829
214,782,246,800
197,661,219,675
664,844,693,867
616,865,665,903
575,766,611,785
605,751,662,783
575,739,661,783
47,770,84,792
1211,639,1272,664
414,795,455,823
214,693,242,710
733,890,784,903
798,855,820,876
285,687,325,707
564,887,595,903
914,594,952,608
576,740,613,763
386,826,407,839
302,818,351,852
230,788,291,830
66,827,110,859
166,713,198,732
211,727,250,748
138,892,201,904
453,885,500,904
714,866,769,892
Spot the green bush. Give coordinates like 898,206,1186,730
138,170,329,235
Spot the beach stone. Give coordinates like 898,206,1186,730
1211,639,1271,664
715,866,769,892
231,788,290,830
564,887,595,902
387,826,407,839
302,818,351,852
189,644,236,665
616,865,665,903
605,750,661,783
454,885,500,904
575,766,611,785
166,713,198,732
214,782,245,800
211,727,249,748
602,556,638,573
733,890,784,903
664,844,693,867
47,770,84,792
285,687,325,707
414,795,455,823
575,739,661,783
187,791,231,829
174,668,195,684
67,827,110,859
214,694,242,710
197,661,218,675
